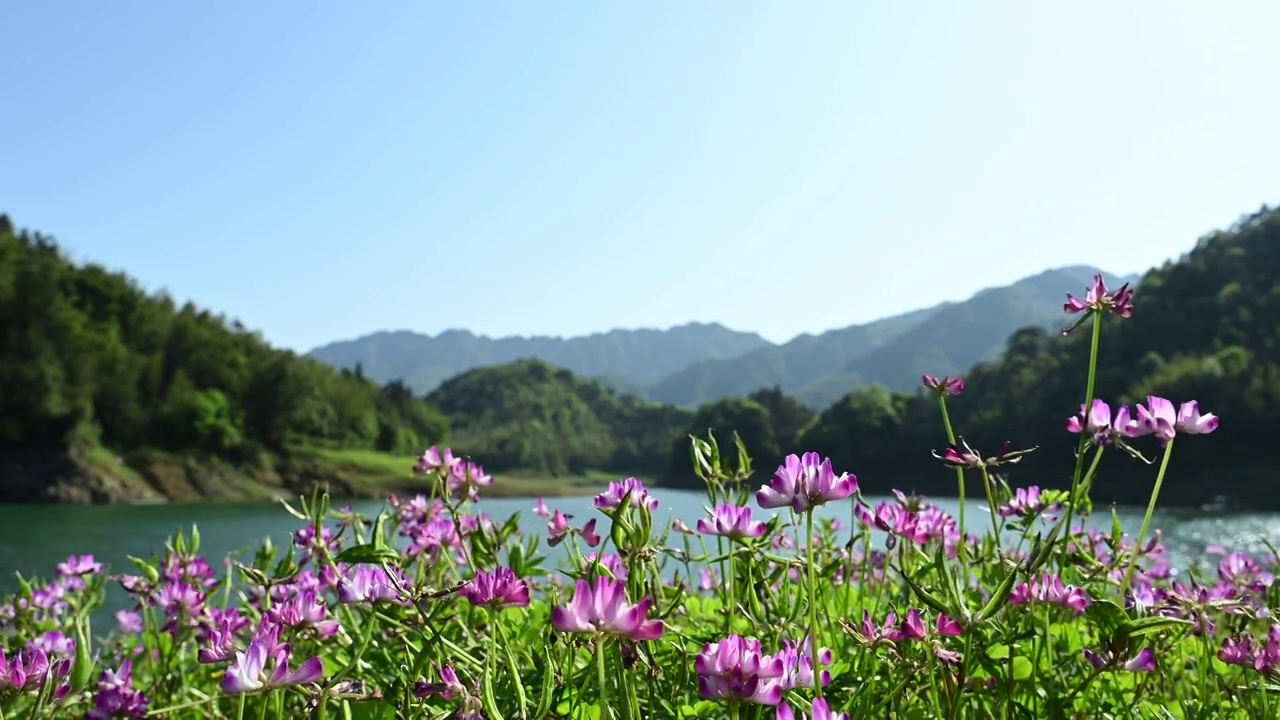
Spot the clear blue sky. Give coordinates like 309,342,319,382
4,1,1278,352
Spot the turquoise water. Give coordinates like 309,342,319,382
2,490,1277,610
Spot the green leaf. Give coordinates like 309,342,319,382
1120,614,1193,638
978,565,1020,622
1085,599,1130,642
335,543,402,566
903,575,953,616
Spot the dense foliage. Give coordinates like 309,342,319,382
782,205,1280,508
0,219,448,470
427,359,692,477
2,282,1275,718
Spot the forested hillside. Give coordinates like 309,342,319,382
5,206,1277,508
717,206,1278,507
0,217,448,502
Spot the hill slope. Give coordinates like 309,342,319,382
648,266,1128,409
0,215,449,503
785,205,1279,507
309,323,771,394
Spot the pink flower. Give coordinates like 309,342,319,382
458,567,531,609
580,519,601,548
547,509,574,547
1064,274,1134,318
777,698,849,720
222,626,324,694
532,497,550,519
1176,401,1219,435
594,477,659,512
550,576,663,641
922,375,965,396
756,453,858,513
695,635,784,704
697,504,767,540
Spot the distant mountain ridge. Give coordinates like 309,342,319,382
310,266,1139,408
308,322,771,394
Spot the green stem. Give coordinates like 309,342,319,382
1063,313,1104,546
805,510,823,698
236,694,246,720
1121,437,1176,597
937,396,967,549
595,639,611,713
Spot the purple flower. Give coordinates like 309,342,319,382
547,509,574,547
1064,273,1134,320
115,609,144,634
697,504,767,540
336,566,408,606
532,497,550,518
413,446,461,474
594,477,660,512
268,588,341,638
223,625,324,694
922,375,965,396
0,647,49,691
459,566,532,609
56,554,104,576
997,486,1062,519
756,452,858,513
777,698,849,720
1083,646,1155,672
550,576,664,641
580,519,601,548
1176,400,1219,436
776,636,831,690
695,636,784,705
1010,574,1090,613
86,660,150,719
414,663,467,699
1129,396,1178,444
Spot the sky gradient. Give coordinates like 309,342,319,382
4,1,1278,351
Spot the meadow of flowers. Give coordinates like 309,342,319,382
2,274,1273,719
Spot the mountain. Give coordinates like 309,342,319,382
781,204,1280,508
309,323,771,394
647,265,1133,409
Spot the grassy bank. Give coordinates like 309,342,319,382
290,446,624,498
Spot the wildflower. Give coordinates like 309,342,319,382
777,698,849,720
532,497,550,518
776,636,832,690
447,460,493,501
1176,400,1220,436
459,566,532,609
116,609,144,634
1010,574,1090,613
1065,399,1137,446
695,635,784,704
583,552,627,580
223,626,324,694
56,554,104,576
199,616,242,664
414,663,467,699
1063,273,1134,325
1129,396,1177,444
550,576,664,641
594,477,660,512
580,519,601,548
922,375,965,396
997,486,1063,519
933,438,1036,470
547,509,574,546
268,588,341,638
697,504,767,540
86,660,150,719
671,518,694,534
1083,646,1155,672
756,452,858,513
0,647,49,691
413,446,461,474
335,566,408,606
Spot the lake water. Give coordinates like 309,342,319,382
3,489,1279,613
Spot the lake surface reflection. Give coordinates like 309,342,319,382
2,489,1276,613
